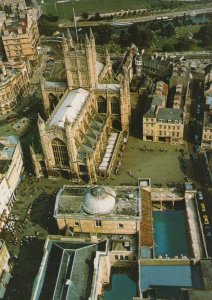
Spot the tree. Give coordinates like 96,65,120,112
148,21,160,31
128,23,139,42
94,12,101,21
162,42,174,52
81,12,89,20
95,24,113,44
161,23,175,38
136,28,153,48
174,37,193,51
195,22,212,48
119,30,131,47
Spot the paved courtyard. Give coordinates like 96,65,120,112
99,136,186,186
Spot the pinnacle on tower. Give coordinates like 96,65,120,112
37,114,46,131
66,28,74,49
89,28,95,41
85,33,90,46
64,115,72,127
62,33,68,52
105,47,110,62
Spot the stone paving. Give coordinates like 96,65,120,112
99,137,187,187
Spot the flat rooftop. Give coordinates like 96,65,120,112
0,135,18,174
54,185,139,218
31,237,107,300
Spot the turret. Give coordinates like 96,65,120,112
89,28,97,82
30,146,43,179
85,33,90,48
37,113,45,130
62,34,68,53
105,47,111,65
66,29,74,49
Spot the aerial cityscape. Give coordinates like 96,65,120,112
0,0,212,299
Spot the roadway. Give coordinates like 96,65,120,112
59,6,212,28
186,74,212,256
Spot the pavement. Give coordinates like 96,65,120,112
2,176,70,300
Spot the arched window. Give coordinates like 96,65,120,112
111,97,120,115
52,138,69,166
48,93,58,112
97,96,107,114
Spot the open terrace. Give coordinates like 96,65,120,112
98,136,187,187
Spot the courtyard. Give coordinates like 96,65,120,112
99,136,186,186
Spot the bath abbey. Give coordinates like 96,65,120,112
33,29,131,182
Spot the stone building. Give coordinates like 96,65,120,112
169,60,190,109
135,52,173,79
54,185,140,234
31,235,137,300
0,0,26,12
201,111,212,149
0,239,10,298
0,135,23,230
0,59,30,114
1,8,39,64
35,30,131,182
143,103,184,144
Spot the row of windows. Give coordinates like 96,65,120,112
74,220,125,228
203,135,212,140
158,119,180,124
204,128,212,133
114,255,136,261
159,131,180,137
98,96,120,115
159,125,180,130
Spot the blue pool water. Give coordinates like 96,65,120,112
104,274,136,300
153,210,190,257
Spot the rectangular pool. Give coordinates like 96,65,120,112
104,273,137,300
153,210,191,257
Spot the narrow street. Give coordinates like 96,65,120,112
187,75,212,256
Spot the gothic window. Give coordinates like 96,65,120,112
97,96,107,113
48,93,58,112
111,97,120,115
52,138,69,166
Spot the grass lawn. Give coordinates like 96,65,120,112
41,0,158,18
151,24,203,52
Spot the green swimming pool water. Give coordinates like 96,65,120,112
153,210,190,257
104,273,137,300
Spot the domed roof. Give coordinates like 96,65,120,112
82,186,116,215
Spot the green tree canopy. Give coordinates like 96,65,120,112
161,23,175,38
195,22,212,48
94,24,113,44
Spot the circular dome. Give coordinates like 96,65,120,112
82,186,116,215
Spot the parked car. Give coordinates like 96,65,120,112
203,214,209,225
197,191,203,200
200,202,206,212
